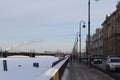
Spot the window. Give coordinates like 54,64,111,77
111,58,120,62
118,15,120,33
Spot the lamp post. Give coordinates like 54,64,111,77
79,21,86,62
76,32,80,61
87,0,99,65
87,0,91,65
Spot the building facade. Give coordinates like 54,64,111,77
90,28,103,55
102,1,120,56
86,1,120,56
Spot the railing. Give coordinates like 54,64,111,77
51,57,69,80
37,56,69,80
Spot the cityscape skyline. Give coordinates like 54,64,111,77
0,0,118,52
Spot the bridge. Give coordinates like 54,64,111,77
0,51,55,58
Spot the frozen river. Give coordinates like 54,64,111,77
0,56,59,80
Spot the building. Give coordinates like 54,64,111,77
85,1,120,56
96,28,103,55
90,28,103,55
102,1,120,56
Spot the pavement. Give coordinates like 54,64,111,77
67,60,115,80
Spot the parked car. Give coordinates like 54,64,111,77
106,56,120,71
107,55,120,59
90,55,103,64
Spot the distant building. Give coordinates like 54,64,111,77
86,34,93,55
90,28,103,55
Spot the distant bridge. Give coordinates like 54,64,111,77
0,51,55,58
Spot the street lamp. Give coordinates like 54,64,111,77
87,0,91,65
79,21,86,62
87,0,99,65
76,32,80,61
76,32,79,60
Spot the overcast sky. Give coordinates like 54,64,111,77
0,0,118,52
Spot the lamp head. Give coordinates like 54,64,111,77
83,24,86,28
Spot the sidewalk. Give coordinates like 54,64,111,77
67,61,115,80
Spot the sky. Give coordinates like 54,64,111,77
0,0,119,52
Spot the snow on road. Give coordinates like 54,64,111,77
0,56,59,80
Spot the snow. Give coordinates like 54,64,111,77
44,58,68,75
0,56,59,80
36,57,69,80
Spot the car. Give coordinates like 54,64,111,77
106,57,120,71
107,55,120,59
93,57,102,64
90,55,103,64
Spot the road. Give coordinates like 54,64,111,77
67,60,114,80
91,60,120,80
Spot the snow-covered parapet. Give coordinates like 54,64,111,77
36,57,69,80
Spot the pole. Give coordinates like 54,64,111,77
76,32,79,61
87,0,91,65
79,21,85,62
79,23,81,62
3,60,8,71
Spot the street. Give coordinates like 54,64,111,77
91,60,120,80
68,60,114,80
